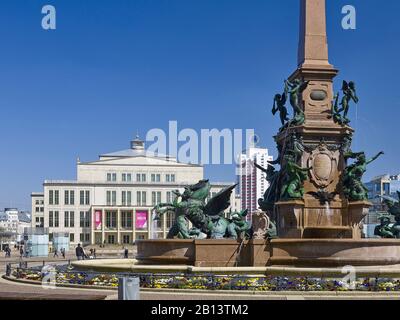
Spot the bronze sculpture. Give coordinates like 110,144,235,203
343,151,384,201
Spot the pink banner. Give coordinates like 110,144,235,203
136,211,148,229
94,210,102,230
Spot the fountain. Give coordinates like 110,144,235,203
134,0,400,269
73,0,400,275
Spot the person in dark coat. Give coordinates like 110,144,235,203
75,243,85,260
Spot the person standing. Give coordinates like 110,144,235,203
75,243,84,260
19,247,24,259
124,247,129,259
93,248,96,259
61,248,65,259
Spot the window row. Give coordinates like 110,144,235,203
48,233,90,243
48,190,90,206
49,211,90,228
105,191,176,206
106,173,176,183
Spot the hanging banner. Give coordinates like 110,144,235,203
136,211,148,230
94,210,102,230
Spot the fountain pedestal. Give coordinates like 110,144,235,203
275,199,370,239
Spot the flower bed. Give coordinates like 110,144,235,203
10,268,400,292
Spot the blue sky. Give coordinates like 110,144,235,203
0,0,399,210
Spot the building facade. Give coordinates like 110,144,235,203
363,174,400,237
0,208,31,243
237,146,273,214
31,137,235,246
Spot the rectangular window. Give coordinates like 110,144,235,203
85,191,90,205
64,211,69,228
122,191,131,206
167,191,171,203
171,174,175,182
127,191,131,206
122,191,126,206
142,174,146,182
80,211,85,228
142,191,146,205
85,234,90,242
70,191,74,205
166,174,170,183
54,190,59,205
123,235,130,244
137,191,147,206
112,191,117,206
80,233,84,242
121,211,132,228
54,211,59,227
152,192,162,205
70,211,74,227
49,190,54,205
106,191,111,206
80,191,85,205
49,211,54,227
107,173,112,181
112,173,117,181
65,190,69,205
106,211,117,228
70,233,74,242
122,173,132,182
85,211,90,228
136,173,141,182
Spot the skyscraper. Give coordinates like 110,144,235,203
237,146,273,214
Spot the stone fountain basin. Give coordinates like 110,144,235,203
134,238,400,268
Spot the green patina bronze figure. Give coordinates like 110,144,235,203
272,91,289,126
329,93,346,125
340,80,359,123
280,153,312,200
374,214,395,238
343,151,384,201
285,78,309,126
380,192,400,238
255,162,280,212
153,180,251,240
330,81,359,125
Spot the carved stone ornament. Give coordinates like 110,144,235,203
251,211,270,240
308,142,338,188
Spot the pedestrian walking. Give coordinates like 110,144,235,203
93,248,96,259
19,247,24,259
53,248,59,258
61,248,66,259
124,247,129,259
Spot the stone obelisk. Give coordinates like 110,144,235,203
274,0,369,240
